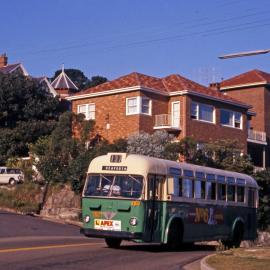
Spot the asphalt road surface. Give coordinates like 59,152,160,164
0,210,213,270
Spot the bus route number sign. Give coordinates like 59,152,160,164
102,166,127,171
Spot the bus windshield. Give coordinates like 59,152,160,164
84,174,144,199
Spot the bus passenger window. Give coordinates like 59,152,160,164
183,178,193,198
217,184,226,201
168,176,180,196
206,182,216,200
195,180,205,199
179,177,182,197
227,185,236,202
237,186,245,202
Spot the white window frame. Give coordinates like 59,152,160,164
77,103,95,120
220,109,242,129
191,102,215,123
126,96,152,116
171,101,180,127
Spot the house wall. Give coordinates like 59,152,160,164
71,91,248,154
72,91,170,142
221,86,266,132
222,85,269,166
185,95,248,152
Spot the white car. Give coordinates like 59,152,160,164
0,167,24,185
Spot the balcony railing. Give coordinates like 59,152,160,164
248,129,267,143
154,114,181,130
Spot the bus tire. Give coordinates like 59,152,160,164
105,238,122,248
223,222,244,249
167,219,183,250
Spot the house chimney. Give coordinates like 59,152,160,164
209,82,220,91
0,53,8,67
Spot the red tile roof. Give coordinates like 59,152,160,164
72,72,251,108
220,69,270,88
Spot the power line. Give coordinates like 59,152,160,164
7,8,270,57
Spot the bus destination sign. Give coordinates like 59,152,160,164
102,166,127,171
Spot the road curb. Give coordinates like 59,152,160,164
200,254,216,270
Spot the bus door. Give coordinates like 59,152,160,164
146,174,164,242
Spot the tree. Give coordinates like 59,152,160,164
0,73,62,164
254,169,270,230
51,69,108,91
127,131,174,158
30,112,127,193
85,76,108,89
204,139,254,174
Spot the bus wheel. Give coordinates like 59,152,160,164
105,238,122,248
167,220,183,250
231,223,244,248
222,222,244,249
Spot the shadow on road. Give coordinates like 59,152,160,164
106,243,216,253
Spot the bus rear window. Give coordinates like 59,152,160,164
84,174,143,199
248,188,256,208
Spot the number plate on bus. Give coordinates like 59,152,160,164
94,219,121,231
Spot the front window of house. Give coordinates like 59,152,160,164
126,97,151,115
127,98,138,114
141,97,150,114
191,102,214,123
78,104,95,120
220,109,242,129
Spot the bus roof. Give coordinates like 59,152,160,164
88,153,258,188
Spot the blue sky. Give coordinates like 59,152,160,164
2,0,270,85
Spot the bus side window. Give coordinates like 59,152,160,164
179,177,182,197
237,186,245,203
206,182,216,200
227,185,236,202
183,177,193,198
195,179,205,199
217,183,226,201
167,176,180,196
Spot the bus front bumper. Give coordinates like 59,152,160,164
80,228,143,240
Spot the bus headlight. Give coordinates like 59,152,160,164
129,217,138,226
84,215,90,223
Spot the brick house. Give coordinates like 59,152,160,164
213,69,270,168
67,72,252,154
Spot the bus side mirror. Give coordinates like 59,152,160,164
167,177,174,195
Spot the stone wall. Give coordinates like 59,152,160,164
40,184,81,221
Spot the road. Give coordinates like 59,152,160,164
0,210,213,270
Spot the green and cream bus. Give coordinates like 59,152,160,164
81,153,258,249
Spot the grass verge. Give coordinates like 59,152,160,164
0,183,42,213
207,248,270,270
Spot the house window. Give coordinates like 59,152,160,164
220,109,242,129
141,97,150,114
126,97,138,114
126,97,151,115
78,103,95,120
191,102,214,123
